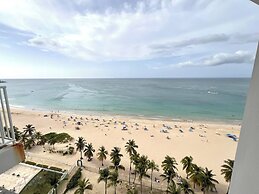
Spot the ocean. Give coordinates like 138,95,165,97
2,78,250,123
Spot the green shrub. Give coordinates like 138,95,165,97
43,132,57,141
55,133,73,143
65,168,82,193
24,161,36,166
49,166,63,172
36,164,49,168
43,132,73,143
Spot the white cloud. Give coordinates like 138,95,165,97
231,32,259,44
0,0,258,61
149,34,230,56
152,34,229,49
176,51,255,67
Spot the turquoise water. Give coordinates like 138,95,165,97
3,78,250,122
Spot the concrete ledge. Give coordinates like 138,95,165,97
0,143,25,174
251,0,259,5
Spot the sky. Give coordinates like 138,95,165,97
0,0,258,78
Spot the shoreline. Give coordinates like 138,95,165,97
10,105,243,126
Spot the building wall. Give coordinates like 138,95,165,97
251,0,259,5
229,43,259,194
0,143,25,174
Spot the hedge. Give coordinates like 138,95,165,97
23,161,65,173
49,166,63,172
64,168,82,193
36,164,49,168
24,161,36,166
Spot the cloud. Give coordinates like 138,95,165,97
152,34,229,49
0,0,258,61
176,51,255,67
231,32,259,44
150,33,259,56
150,34,230,56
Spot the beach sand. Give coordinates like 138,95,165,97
11,108,240,194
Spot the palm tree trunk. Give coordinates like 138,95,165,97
105,182,107,194
166,180,169,194
141,179,143,194
150,170,153,192
115,185,117,194
80,150,83,160
53,188,57,194
129,161,131,184
226,182,230,194
133,169,137,184
102,159,104,166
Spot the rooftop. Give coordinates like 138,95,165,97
0,163,41,194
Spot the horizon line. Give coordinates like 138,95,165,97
1,77,251,80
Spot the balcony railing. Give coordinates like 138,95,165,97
0,86,15,148
0,85,25,174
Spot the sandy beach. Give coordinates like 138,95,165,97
11,107,240,194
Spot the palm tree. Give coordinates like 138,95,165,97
221,159,234,194
148,160,159,192
35,131,42,140
181,156,193,179
161,156,178,193
162,156,178,172
20,132,27,145
189,164,203,189
37,135,47,145
161,170,177,194
110,147,125,171
13,126,22,141
167,182,181,194
34,132,43,145
132,152,140,184
75,137,86,160
21,125,36,147
177,178,194,194
24,137,35,150
98,168,110,194
97,146,108,166
108,170,121,194
136,155,149,194
23,124,35,136
125,139,138,184
84,143,95,161
74,178,93,194
200,168,219,194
